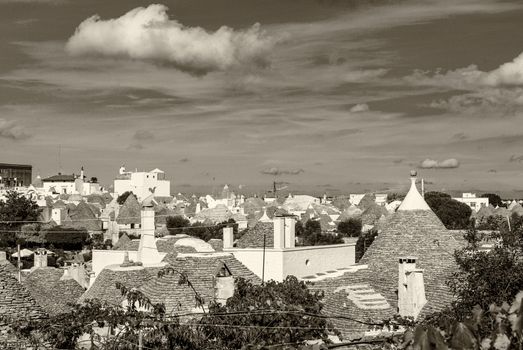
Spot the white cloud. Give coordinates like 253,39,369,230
350,103,370,113
419,158,459,169
407,51,523,89
66,4,275,73
0,118,30,140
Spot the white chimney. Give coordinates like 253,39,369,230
33,249,48,269
52,208,64,226
284,217,296,248
398,257,427,319
214,264,235,305
137,203,160,264
273,217,285,249
223,227,234,249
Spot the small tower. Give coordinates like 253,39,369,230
137,198,160,264
33,248,48,269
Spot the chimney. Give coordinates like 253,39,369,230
284,216,296,248
398,257,427,319
137,202,160,264
214,264,235,305
52,208,64,226
33,248,48,269
80,166,84,180
273,217,285,249
223,227,234,249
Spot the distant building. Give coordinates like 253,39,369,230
0,163,32,188
42,167,101,195
114,166,170,201
453,193,489,212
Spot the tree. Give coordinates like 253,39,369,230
0,191,41,246
424,191,472,229
7,271,337,349
448,224,523,317
43,226,89,250
355,229,378,262
166,215,190,232
199,276,336,349
481,193,505,208
116,191,133,205
476,214,507,231
298,219,343,246
337,218,362,237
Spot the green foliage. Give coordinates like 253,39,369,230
481,193,505,208
166,215,238,242
355,229,378,262
298,219,343,246
199,276,336,349
0,191,41,245
477,215,508,231
116,191,133,205
43,226,89,250
424,191,472,229
337,218,362,237
391,291,523,350
387,192,406,203
7,271,335,349
448,225,523,316
166,215,190,230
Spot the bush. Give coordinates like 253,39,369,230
425,191,472,229
43,227,89,250
355,229,378,262
337,218,362,237
116,191,134,205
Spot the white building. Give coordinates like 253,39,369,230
223,217,357,282
114,166,170,201
42,167,101,195
453,193,489,212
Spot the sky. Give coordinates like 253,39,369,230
2,0,523,195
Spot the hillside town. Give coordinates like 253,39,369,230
0,163,521,349
2,0,523,348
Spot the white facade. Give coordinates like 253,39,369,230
114,167,170,201
223,217,356,282
42,180,77,194
453,193,489,212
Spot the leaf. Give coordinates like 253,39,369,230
492,334,510,350
451,322,477,350
427,326,448,350
413,326,430,350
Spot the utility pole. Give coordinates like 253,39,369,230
17,244,21,282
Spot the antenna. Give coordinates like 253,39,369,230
58,144,62,174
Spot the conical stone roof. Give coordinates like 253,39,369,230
0,264,45,323
360,172,464,313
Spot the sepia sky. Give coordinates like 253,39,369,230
2,0,523,194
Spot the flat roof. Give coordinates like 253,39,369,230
0,163,32,169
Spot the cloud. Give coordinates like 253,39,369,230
419,158,459,169
66,4,275,74
429,89,523,116
0,119,30,140
133,130,154,140
260,167,305,176
451,132,467,141
179,157,190,163
509,155,523,163
0,0,64,3
350,103,370,113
